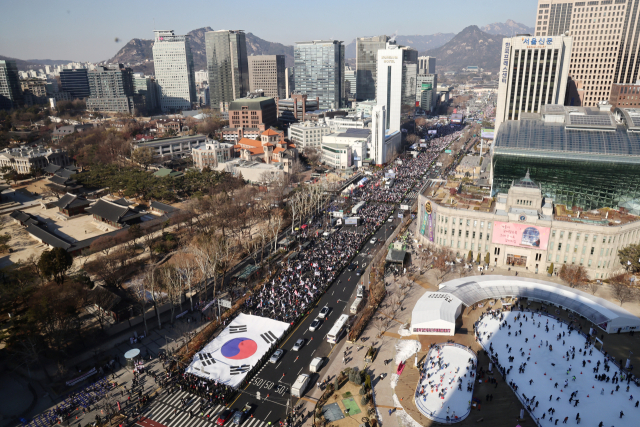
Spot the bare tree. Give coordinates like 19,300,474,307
586,280,600,295
143,266,162,330
160,264,183,324
128,278,150,336
175,249,198,311
609,273,638,306
559,264,590,288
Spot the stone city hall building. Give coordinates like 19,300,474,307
416,173,640,280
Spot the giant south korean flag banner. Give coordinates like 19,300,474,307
186,313,289,387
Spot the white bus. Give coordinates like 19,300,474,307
327,314,350,344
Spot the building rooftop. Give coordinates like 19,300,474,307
229,96,275,111
554,205,639,226
423,180,494,212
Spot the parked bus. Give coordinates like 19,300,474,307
327,314,350,344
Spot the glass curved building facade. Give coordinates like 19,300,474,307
492,105,640,215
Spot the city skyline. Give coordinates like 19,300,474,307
0,0,536,63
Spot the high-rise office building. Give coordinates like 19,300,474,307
59,68,90,99
376,44,404,133
152,30,196,113
355,35,390,101
418,56,436,74
0,60,22,110
495,35,572,132
285,67,295,98
205,30,250,110
86,65,140,113
294,40,345,109
344,66,357,99
248,55,285,99
416,73,438,111
534,0,639,107
133,74,159,114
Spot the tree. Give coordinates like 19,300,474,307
618,243,640,273
467,250,473,264
303,147,322,166
609,273,637,306
559,264,589,288
586,280,600,295
88,285,120,330
484,252,490,266
548,263,554,275
131,147,155,170
37,248,73,284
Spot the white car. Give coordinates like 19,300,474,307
269,349,284,363
309,318,321,332
292,339,305,351
370,238,378,244
318,306,330,319
388,217,393,223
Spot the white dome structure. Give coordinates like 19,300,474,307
410,292,463,336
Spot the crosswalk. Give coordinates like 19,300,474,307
404,190,419,201
139,390,268,427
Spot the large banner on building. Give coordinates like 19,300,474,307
491,222,550,250
481,128,495,139
420,201,436,242
186,313,289,387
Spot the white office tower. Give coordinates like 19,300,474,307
495,35,572,132
152,30,196,113
371,105,387,165
376,44,404,133
418,56,436,74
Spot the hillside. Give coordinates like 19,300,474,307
344,33,455,58
481,19,534,37
107,28,295,75
0,55,74,71
421,25,504,72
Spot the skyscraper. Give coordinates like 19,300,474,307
495,35,572,132
248,55,285,99
355,35,390,101
86,65,138,113
294,40,345,109
205,30,250,110
152,30,196,113
401,47,419,108
344,66,357,99
534,0,639,107
285,67,295,98
59,68,90,99
0,60,23,110
418,56,436,74
376,44,404,133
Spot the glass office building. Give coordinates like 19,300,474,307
492,105,640,215
60,68,90,99
355,35,389,101
294,40,344,110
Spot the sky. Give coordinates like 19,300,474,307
1,0,536,63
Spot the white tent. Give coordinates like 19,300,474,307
411,292,463,336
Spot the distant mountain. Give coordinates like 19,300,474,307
0,55,74,71
481,19,534,37
107,28,295,76
421,25,504,72
344,33,455,58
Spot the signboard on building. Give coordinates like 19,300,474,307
491,222,551,250
421,83,432,90
420,201,436,242
481,128,495,139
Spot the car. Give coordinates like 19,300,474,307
233,404,251,425
348,263,357,271
370,237,378,244
217,409,234,425
309,318,321,332
292,338,305,351
355,268,363,276
318,305,330,319
388,217,393,223
269,349,284,363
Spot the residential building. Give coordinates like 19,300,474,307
416,173,640,280
495,35,572,132
355,35,390,101
86,65,140,113
294,40,345,109
233,129,297,170
152,30,196,113
228,93,278,130
534,0,639,107
52,124,97,142
277,93,320,125
608,82,640,109
248,55,286,99
133,74,159,114
131,134,207,157
0,60,22,110
285,67,295,97
218,127,261,142
205,30,250,110
493,104,640,215
20,79,48,106
192,140,235,171
344,66,357,99
288,121,332,149
0,147,70,174
418,56,436,74
59,68,90,99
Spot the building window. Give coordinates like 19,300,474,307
591,247,595,255
472,231,476,239
466,230,469,238
558,243,562,251
479,232,483,240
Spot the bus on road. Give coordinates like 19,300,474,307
327,314,350,344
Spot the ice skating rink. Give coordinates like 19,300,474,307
476,310,639,426
414,344,476,422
